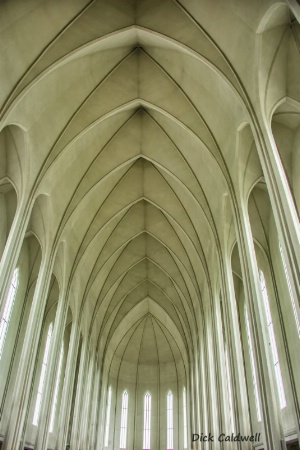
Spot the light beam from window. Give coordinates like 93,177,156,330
183,387,187,449
143,392,151,450
167,391,173,450
259,270,286,408
120,390,128,449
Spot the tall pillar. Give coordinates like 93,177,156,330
253,121,300,304
89,358,101,450
205,302,222,449
2,249,54,450
55,319,80,450
221,258,251,445
70,336,89,450
234,198,282,450
34,288,69,450
78,348,95,449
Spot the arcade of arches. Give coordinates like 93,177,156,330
0,1,299,449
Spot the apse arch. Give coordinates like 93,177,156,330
102,302,188,450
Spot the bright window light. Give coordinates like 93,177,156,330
244,305,262,421
143,392,151,450
33,323,53,425
49,342,64,432
120,390,128,449
104,386,112,447
167,391,173,450
279,243,300,338
0,268,19,359
259,270,286,408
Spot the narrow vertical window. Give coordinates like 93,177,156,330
167,391,173,450
49,342,64,432
104,386,112,447
183,387,187,449
143,392,151,450
279,243,300,338
259,270,286,408
244,305,262,421
0,268,19,359
33,322,53,425
120,390,128,449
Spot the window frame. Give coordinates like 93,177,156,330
259,269,286,409
167,390,173,450
119,390,129,449
143,391,151,450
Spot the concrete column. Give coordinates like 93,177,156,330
0,200,29,316
234,199,282,450
34,288,69,450
70,336,89,450
198,339,207,441
2,249,54,450
222,258,251,445
89,359,101,450
95,374,107,450
205,303,221,450
254,121,300,305
78,349,95,449
55,319,80,450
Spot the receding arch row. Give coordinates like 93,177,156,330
78,227,201,320
83,246,200,351
103,299,189,372
39,102,228,219
60,194,211,330
67,206,209,328
88,251,199,350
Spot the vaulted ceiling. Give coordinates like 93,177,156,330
0,0,296,369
